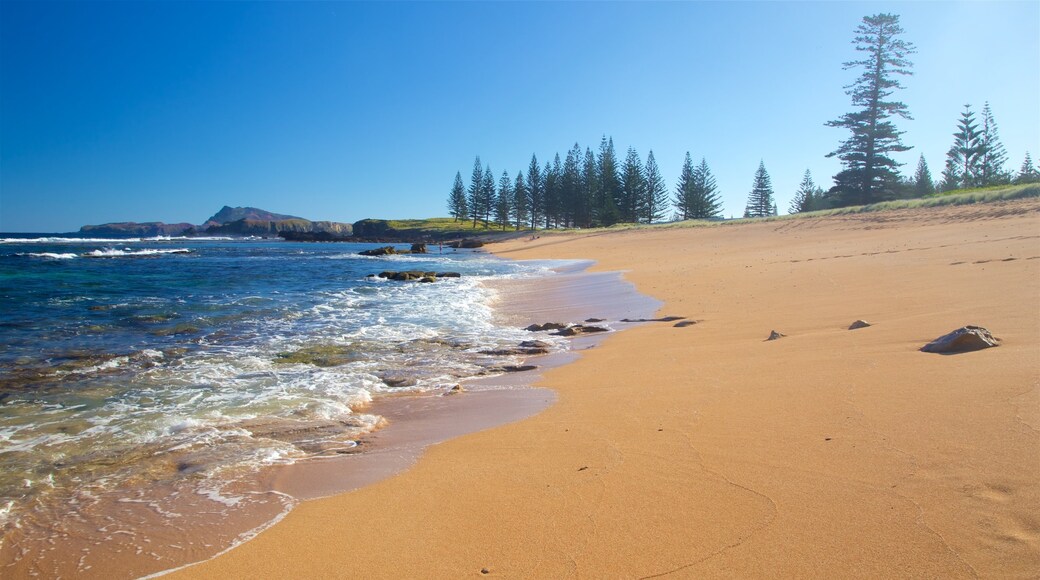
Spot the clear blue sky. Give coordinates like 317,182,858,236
2,1,1037,232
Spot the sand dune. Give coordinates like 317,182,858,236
177,199,1039,578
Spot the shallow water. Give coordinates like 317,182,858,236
0,237,575,576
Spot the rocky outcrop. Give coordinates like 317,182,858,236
359,246,397,256
210,218,353,237
525,322,569,332
202,206,303,227
372,271,461,282
80,222,196,237
553,325,609,337
921,326,1000,353
448,239,484,249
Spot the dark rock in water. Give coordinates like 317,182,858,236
921,326,1000,353
553,325,609,337
674,320,698,328
848,319,872,330
480,346,550,356
410,243,427,254
500,364,538,373
437,272,461,278
519,340,551,349
585,318,605,323
359,246,396,256
766,330,786,341
381,375,418,388
526,322,568,332
378,271,397,279
444,384,464,395
418,276,436,283
365,274,376,278
391,270,426,281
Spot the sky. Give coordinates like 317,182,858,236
1,1,1037,232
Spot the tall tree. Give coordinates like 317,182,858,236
543,156,561,228
643,150,669,224
689,158,723,219
789,169,821,214
526,154,543,229
744,161,776,218
596,137,621,226
468,156,484,227
448,171,468,222
618,147,646,223
912,154,934,197
826,13,915,206
579,147,598,228
940,104,983,191
673,153,696,220
561,144,582,228
512,171,529,230
978,101,1010,186
481,164,495,228
1016,152,1040,184
494,171,513,230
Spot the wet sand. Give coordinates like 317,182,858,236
173,199,1039,578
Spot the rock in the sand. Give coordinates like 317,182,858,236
921,325,1000,353
766,330,786,341
553,325,609,337
674,320,698,328
849,319,872,330
526,322,568,332
501,364,538,372
621,316,687,323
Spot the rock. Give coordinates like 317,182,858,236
921,326,1000,353
391,270,426,281
418,276,436,283
365,273,376,278
479,346,549,356
621,316,687,323
501,365,538,372
381,375,418,388
525,322,568,332
585,318,605,323
444,384,464,395
377,271,397,279
519,340,551,349
553,325,609,337
410,243,427,254
359,246,396,257
848,319,872,330
766,330,785,341
436,272,461,278
674,320,698,328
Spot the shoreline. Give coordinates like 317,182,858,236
170,199,1039,578
0,256,658,579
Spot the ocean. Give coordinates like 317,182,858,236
0,236,573,576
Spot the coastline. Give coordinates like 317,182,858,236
173,199,1039,578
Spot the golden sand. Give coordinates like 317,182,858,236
175,200,1039,578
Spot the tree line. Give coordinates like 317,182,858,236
448,138,725,230
450,12,1037,228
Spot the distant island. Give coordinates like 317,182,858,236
80,206,354,238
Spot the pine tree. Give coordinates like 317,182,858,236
561,144,582,228
912,154,934,197
689,158,722,219
673,153,696,220
579,147,598,228
1016,152,1040,184
618,147,646,223
978,102,1010,186
744,161,776,218
543,156,561,228
826,13,915,207
448,171,468,222
481,164,495,228
789,169,819,214
526,155,543,229
495,171,513,230
512,171,529,230
643,150,669,224
941,104,983,191
596,137,621,226
468,156,484,227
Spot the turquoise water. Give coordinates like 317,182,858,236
0,236,565,574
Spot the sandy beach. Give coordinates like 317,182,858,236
174,200,1039,578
